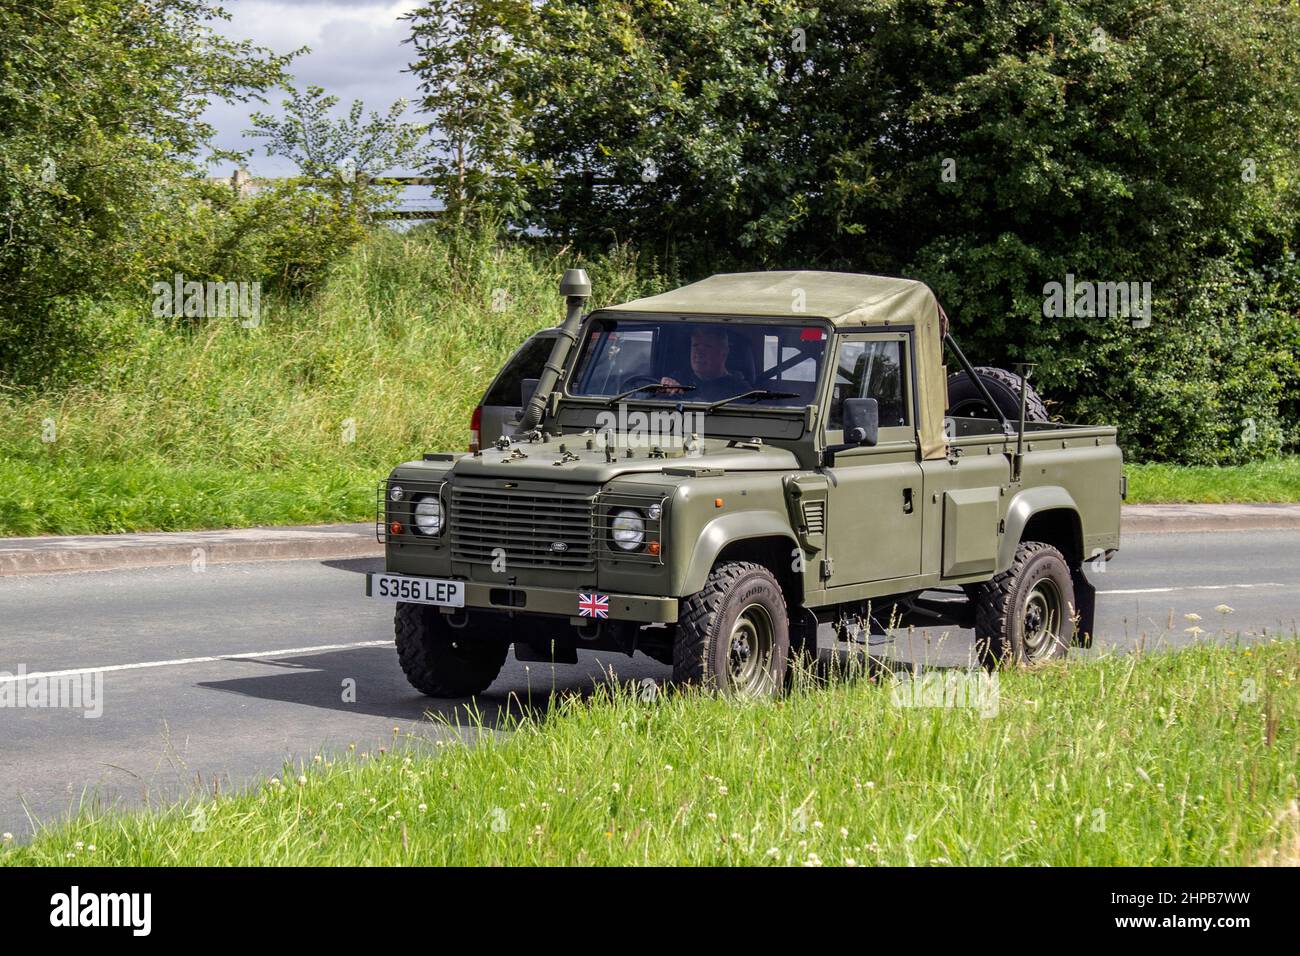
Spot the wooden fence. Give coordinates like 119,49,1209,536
204,168,621,220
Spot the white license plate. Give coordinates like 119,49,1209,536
368,573,465,607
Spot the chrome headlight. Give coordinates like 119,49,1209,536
610,509,645,551
412,495,443,535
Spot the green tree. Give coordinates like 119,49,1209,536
0,0,296,385
407,0,1300,462
403,0,536,226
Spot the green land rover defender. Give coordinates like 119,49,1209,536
366,270,1123,697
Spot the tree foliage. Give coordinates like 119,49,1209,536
0,0,296,385
406,0,1300,461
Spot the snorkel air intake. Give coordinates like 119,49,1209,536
518,268,591,433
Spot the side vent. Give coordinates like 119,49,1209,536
801,500,826,536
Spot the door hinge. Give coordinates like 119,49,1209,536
820,557,834,581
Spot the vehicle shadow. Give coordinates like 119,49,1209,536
193,637,984,735
193,646,674,731
319,556,384,575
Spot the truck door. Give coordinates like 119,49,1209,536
821,331,924,585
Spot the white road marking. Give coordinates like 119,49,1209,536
0,640,390,686
1098,583,1289,595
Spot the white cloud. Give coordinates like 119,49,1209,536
202,0,426,176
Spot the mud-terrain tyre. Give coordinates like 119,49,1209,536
673,562,790,697
947,366,1050,422
971,542,1076,669
395,603,509,697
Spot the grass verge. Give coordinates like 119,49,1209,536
4,638,1297,866
1125,458,1300,504
0,228,659,536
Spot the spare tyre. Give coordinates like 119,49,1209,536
946,365,1050,422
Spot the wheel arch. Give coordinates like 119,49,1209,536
679,512,802,607
999,487,1083,571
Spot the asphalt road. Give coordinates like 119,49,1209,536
2,529,1297,839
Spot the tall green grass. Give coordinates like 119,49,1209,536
4,638,1297,866
0,229,660,535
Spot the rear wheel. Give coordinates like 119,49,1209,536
972,542,1075,669
673,562,790,697
394,604,509,697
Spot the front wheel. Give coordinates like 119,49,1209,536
971,542,1076,669
394,604,509,697
673,562,790,697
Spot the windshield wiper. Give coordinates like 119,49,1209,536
704,389,801,411
603,383,697,406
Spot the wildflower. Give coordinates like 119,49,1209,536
664,765,673,772
297,775,308,786
840,827,849,839
612,782,621,792
1,833,11,843
812,820,824,830
1184,613,1202,622
418,804,428,813
766,847,780,858
845,857,858,867
88,845,96,852
335,802,344,810
268,778,281,788
718,785,729,796
707,812,718,822
803,853,823,867
905,833,917,843
1215,604,1234,615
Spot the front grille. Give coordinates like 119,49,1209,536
450,484,595,570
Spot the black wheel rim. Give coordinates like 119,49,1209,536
1022,579,1064,661
727,603,775,695
948,397,995,419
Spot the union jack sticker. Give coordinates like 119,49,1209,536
578,592,610,619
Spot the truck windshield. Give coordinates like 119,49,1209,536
569,318,828,407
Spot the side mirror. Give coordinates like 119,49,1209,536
520,377,540,409
843,397,879,447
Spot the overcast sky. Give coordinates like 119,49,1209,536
203,0,426,177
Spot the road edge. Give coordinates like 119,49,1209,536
4,505,1300,577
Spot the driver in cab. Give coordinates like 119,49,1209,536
660,326,750,402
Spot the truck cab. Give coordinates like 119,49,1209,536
368,270,1123,697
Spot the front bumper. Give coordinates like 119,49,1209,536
366,572,679,624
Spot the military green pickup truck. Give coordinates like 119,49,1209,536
367,270,1123,697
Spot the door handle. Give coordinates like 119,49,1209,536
903,487,914,514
